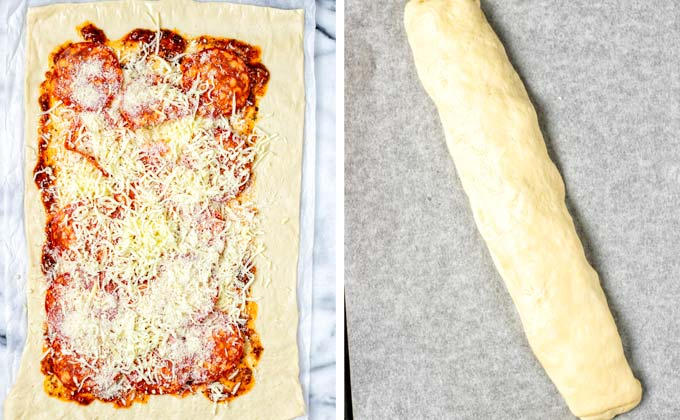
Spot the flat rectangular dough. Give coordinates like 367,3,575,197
404,1,642,419
5,1,306,419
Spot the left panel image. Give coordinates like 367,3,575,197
0,1,336,419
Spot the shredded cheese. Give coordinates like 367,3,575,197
41,36,269,402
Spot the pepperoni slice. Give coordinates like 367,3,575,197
45,274,71,327
120,92,164,128
131,322,242,394
216,128,248,152
180,48,251,117
45,273,120,399
213,128,253,198
196,208,226,244
65,119,110,177
46,339,98,396
52,42,122,112
203,327,244,382
120,79,184,129
133,355,187,395
46,206,76,254
139,141,170,171
45,201,123,269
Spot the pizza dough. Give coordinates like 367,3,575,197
404,1,642,419
5,1,305,419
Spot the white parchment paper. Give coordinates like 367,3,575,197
0,1,316,418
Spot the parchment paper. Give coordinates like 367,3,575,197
0,0,316,419
345,1,680,419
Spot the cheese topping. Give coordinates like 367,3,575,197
38,26,270,404
71,59,107,110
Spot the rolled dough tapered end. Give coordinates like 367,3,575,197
404,1,642,419
579,390,641,420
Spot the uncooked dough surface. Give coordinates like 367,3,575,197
404,1,641,419
5,1,306,419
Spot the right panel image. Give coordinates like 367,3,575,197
345,1,680,419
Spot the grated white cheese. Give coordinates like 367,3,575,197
42,40,269,402
71,59,105,110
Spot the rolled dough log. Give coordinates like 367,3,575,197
404,1,642,419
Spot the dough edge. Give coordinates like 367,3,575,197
579,394,642,420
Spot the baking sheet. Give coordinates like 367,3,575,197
0,0,316,418
345,1,680,419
